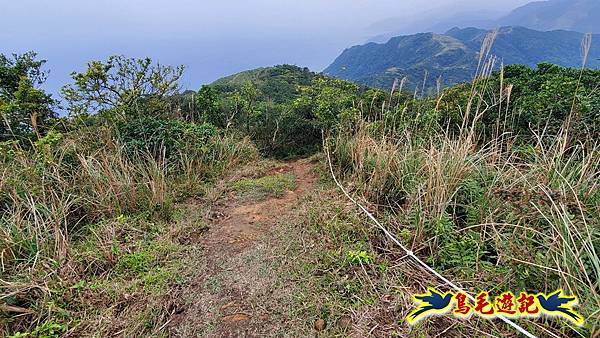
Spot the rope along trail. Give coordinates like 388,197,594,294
324,138,538,338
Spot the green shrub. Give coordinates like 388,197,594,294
347,250,373,265
116,116,216,158
8,321,66,338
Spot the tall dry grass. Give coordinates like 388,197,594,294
330,114,599,334
0,126,258,323
327,31,599,335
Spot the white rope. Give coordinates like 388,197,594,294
324,138,537,338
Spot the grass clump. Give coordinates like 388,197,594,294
115,251,154,275
329,118,599,336
232,172,297,200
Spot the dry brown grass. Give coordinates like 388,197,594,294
0,127,258,336
324,33,600,335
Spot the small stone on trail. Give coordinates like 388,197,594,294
314,319,326,331
337,316,352,329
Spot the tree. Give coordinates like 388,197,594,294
293,76,360,129
195,85,223,126
62,56,184,118
241,81,260,133
222,90,243,130
0,52,55,141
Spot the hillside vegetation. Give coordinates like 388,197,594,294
325,26,600,91
1,47,599,337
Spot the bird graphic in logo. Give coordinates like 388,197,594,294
407,288,454,324
536,290,584,326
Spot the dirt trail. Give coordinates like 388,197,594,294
171,159,316,337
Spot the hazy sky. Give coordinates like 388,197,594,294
1,0,531,98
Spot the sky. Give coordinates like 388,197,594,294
0,0,531,99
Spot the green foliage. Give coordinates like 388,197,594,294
347,250,373,265
438,63,600,141
503,63,600,137
34,130,63,149
210,65,321,157
240,81,260,133
116,251,153,274
195,85,223,126
0,52,56,141
294,76,361,128
62,55,184,117
325,26,600,91
0,114,256,336
0,52,264,336
436,230,482,278
4,47,599,337
328,63,600,335
212,64,314,104
116,116,216,159
8,322,66,338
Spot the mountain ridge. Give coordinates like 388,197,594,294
368,0,600,45
325,26,600,91
497,0,600,33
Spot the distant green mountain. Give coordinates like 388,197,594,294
498,0,600,33
324,26,600,91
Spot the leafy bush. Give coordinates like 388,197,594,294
0,52,56,142
438,63,600,141
212,66,322,157
347,250,373,265
116,116,216,158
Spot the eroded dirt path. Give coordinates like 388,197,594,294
170,159,316,337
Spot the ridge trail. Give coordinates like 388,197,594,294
170,159,316,337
